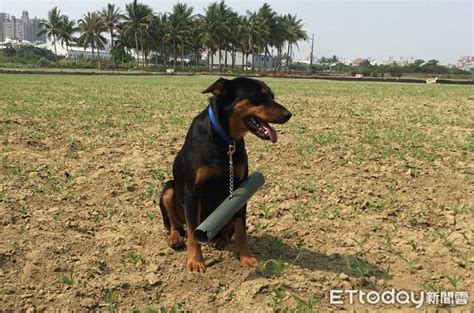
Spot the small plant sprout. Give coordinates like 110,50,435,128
267,284,285,311
106,289,116,313
59,270,74,286
447,275,462,288
434,229,459,253
353,236,369,254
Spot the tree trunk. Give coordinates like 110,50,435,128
135,32,139,68
285,43,291,72
224,49,228,68
241,50,245,70
211,51,214,72
263,47,267,69
208,48,211,71
53,34,58,62
97,45,101,69
287,43,293,73
231,46,235,70
277,47,281,71
218,45,221,68
110,29,115,68
251,49,255,71
173,40,177,69
180,38,185,70
140,32,144,68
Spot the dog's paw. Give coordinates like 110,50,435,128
169,232,185,250
187,258,206,273
240,255,258,267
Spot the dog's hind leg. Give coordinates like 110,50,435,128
159,180,185,249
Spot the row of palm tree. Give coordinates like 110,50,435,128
39,1,308,71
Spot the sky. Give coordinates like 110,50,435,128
1,0,472,64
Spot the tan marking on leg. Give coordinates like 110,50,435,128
186,201,206,272
162,188,184,249
234,217,258,267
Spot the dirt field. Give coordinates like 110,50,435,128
0,74,473,311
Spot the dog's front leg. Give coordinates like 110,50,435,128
234,204,258,267
184,184,206,272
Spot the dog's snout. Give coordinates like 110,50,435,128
282,110,292,123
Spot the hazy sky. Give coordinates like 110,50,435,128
1,0,472,64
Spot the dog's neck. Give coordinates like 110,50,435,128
209,97,248,142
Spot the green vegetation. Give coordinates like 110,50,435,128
0,45,56,67
22,1,307,71
0,74,472,310
292,57,472,77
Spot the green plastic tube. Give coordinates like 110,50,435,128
193,172,265,244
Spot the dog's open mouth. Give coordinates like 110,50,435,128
244,116,278,143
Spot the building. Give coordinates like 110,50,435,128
46,36,112,60
0,11,45,43
0,13,9,41
207,51,274,69
456,56,474,70
382,56,415,66
2,15,16,41
351,57,365,66
251,54,274,69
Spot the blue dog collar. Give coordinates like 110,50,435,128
208,106,233,145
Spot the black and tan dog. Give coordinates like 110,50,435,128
159,77,292,272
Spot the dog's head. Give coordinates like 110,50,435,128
203,77,292,143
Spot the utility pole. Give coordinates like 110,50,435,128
309,34,314,72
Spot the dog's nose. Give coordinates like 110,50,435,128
281,110,292,123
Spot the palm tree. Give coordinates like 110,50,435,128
245,11,269,71
224,10,239,69
78,12,107,67
174,3,193,69
101,3,122,66
58,15,77,57
123,0,154,68
282,14,308,72
151,13,169,66
214,1,232,68
237,15,250,70
200,2,230,70
187,18,203,67
163,8,183,69
271,15,287,71
38,7,63,62
198,6,218,71
114,26,134,67
257,3,275,69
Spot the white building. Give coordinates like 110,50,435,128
382,56,415,66
206,51,274,69
45,36,112,60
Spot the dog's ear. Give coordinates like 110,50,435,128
202,78,227,95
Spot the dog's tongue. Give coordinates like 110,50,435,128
261,121,278,143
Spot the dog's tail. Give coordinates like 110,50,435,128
158,180,174,232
